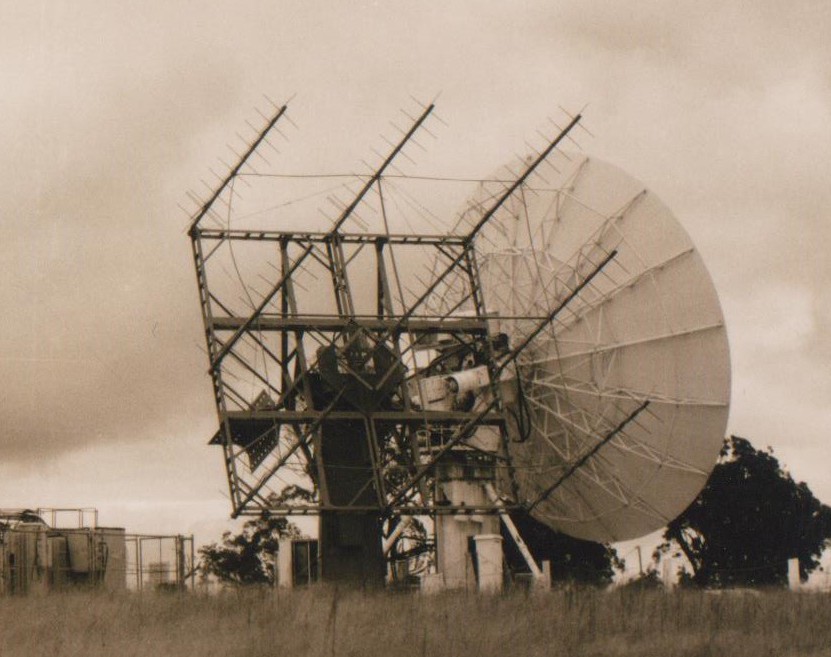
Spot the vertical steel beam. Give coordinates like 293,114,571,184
191,234,243,510
281,239,325,500
375,240,428,506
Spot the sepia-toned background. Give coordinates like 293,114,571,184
0,1,828,569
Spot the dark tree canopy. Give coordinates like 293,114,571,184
199,513,300,585
199,487,312,584
659,435,831,588
503,510,622,586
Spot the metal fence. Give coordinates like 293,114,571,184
0,510,195,595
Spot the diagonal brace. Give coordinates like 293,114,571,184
189,104,289,233
210,243,315,370
383,249,619,511
526,400,650,512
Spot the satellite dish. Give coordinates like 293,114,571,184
188,101,731,589
467,155,731,543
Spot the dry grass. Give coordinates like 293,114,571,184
1,586,831,657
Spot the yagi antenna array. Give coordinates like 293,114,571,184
187,99,730,582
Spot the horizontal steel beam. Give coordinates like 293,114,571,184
224,409,506,424
234,504,523,516
212,315,488,334
194,228,467,245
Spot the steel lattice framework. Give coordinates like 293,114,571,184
186,100,625,521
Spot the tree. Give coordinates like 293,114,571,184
502,510,623,586
199,513,300,585
199,486,312,585
657,435,831,588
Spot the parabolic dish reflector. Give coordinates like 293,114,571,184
464,155,730,543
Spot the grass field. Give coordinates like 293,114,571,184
2,586,830,657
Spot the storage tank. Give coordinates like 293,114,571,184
48,535,70,590
95,528,126,591
8,523,49,595
65,530,92,576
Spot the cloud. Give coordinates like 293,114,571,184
0,9,246,463
0,0,829,530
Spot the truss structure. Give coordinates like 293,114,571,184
186,100,612,520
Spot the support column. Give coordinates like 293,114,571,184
473,534,503,593
277,538,293,588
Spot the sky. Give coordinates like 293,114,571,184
0,0,829,563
